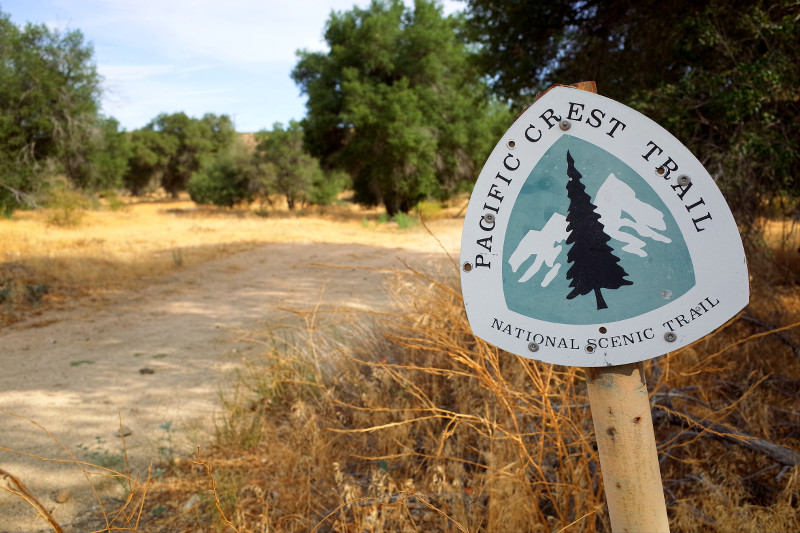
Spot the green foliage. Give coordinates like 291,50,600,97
124,128,174,195
462,0,800,230
0,10,102,212
309,168,350,206
157,420,177,465
187,142,253,208
125,112,235,197
464,0,684,103
292,0,511,215
99,189,127,211
76,437,125,470
24,283,49,305
392,211,415,229
414,199,443,218
0,162,38,217
73,116,131,192
253,121,341,210
628,1,800,232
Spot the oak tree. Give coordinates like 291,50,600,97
462,0,800,231
0,10,102,213
292,0,509,215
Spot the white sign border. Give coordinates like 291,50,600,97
460,87,749,367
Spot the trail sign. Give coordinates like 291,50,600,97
460,86,749,367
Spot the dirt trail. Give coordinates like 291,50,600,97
0,229,461,532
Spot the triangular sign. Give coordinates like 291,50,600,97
460,86,749,367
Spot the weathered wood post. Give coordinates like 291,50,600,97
459,81,749,531
586,362,668,531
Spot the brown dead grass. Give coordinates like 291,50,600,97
0,194,464,326
3,198,799,532
0,412,154,532
143,231,800,532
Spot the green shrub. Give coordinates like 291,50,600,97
308,169,350,206
188,151,252,208
392,212,416,229
98,189,127,211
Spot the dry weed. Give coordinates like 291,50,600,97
150,248,799,532
0,412,154,532
0,195,463,327
5,205,797,531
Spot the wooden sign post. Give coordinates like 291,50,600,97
459,81,749,531
586,362,668,531
578,81,667,532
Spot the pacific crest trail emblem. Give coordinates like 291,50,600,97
460,86,748,366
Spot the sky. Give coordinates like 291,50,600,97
2,0,463,132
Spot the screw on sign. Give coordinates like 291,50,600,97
460,81,749,532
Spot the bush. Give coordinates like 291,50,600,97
253,121,344,210
307,168,350,207
43,178,90,226
392,211,415,229
98,189,127,211
187,150,252,208
414,200,444,219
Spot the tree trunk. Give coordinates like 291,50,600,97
594,287,608,309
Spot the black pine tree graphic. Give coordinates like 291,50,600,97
564,150,632,310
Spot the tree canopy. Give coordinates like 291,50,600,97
463,0,800,228
253,121,337,210
293,0,510,215
3,1,797,229
125,112,235,197
0,10,103,213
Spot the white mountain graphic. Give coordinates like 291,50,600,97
509,173,671,286
594,174,671,257
508,212,568,286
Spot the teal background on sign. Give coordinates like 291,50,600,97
502,135,695,325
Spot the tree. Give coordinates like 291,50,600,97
187,141,253,208
0,9,102,212
125,112,235,197
147,113,210,197
462,0,800,230
292,0,510,215
462,0,697,104
124,128,175,195
628,1,800,232
253,121,343,210
73,116,131,191
564,151,631,310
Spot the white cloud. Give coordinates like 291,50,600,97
3,0,464,130
51,0,404,65
100,64,178,82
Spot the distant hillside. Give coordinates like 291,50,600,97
238,132,257,150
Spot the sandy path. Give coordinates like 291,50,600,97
0,230,460,532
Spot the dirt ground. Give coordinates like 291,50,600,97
0,221,462,532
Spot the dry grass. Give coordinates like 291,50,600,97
0,194,463,326
0,412,154,532
3,197,799,531
143,239,800,532
755,218,800,286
